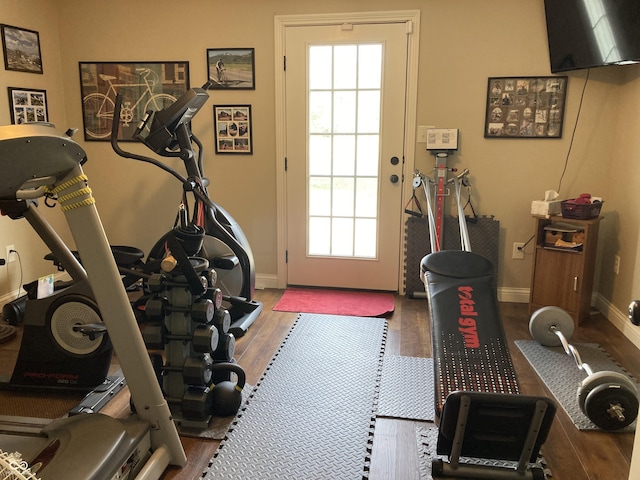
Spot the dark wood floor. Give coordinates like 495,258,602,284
105,289,637,479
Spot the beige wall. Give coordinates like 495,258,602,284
0,0,72,293
1,0,638,323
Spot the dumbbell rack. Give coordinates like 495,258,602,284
143,258,237,429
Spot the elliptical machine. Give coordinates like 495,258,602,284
110,84,262,338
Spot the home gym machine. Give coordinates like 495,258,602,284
422,250,556,480
418,130,558,479
110,83,262,339
0,123,185,479
529,306,639,430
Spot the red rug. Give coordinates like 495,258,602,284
273,288,395,317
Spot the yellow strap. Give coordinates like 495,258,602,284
53,174,96,212
47,174,88,194
57,187,93,203
61,197,95,212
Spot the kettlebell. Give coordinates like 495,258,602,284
210,362,246,416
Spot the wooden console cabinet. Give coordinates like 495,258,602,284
528,215,602,326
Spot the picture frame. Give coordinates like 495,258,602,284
484,76,568,138
8,87,47,124
214,105,253,154
207,48,255,90
78,61,189,141
1,24,43,74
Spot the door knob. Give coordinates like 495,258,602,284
390,174,399,183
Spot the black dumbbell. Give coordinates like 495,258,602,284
530,306,639,430
144,297,215,323
166,385,215,421
142,324,219,355
206,287,223,310
213,331,236,362
212,308,231,334
160,354,214,386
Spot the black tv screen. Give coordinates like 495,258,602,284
544,0,640,73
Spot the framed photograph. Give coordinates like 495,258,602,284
214,105,253,154
484,76,568,138
207,48,255,90
8,87,47,124
1,24,43,73
78,61,189,141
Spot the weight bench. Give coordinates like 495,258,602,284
421,250,557,479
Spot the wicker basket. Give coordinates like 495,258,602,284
561,200,603,219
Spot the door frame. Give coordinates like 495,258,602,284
274,10,421,291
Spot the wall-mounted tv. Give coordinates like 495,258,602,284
544,0,640,73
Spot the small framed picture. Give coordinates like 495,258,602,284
207,48,255,90
8,87,48,124
214,105,253,154
1,24,43,74
484,76,568,138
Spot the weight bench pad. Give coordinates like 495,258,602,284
421,250,520,420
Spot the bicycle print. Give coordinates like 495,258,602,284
206,48,255,90
79,61,190,141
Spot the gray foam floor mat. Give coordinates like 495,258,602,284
378,355,434,421
515,340,638,431
415,424,550,479
202,313,387,479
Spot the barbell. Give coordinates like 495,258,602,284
529,306,639,430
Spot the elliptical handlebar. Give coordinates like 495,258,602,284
110,94,189,187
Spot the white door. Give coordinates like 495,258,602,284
284,22,409,291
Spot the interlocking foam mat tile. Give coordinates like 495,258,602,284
378,355,435,421
202,313,387,479
516,340,638,431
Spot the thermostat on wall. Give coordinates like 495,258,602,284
426,128,459,151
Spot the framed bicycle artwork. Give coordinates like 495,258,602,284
213,105,253,154
79,61,190,141
7,87,48,124
206,48,255,90
484,76,568,138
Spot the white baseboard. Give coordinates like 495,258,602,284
255,273,278,290
497,287,530,304
0,288,24,309
594,293,640,351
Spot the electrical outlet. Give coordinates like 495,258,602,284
512,242,525,260
614,254,620,275
5,244,15,263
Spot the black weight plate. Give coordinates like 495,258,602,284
584,382,639,430
577,371,637,413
